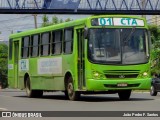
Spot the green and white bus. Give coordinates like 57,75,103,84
8,15,151,100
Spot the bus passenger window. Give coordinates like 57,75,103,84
41,32,50,56
64,28,73,54
9,39,13,60
21,36,30,58
52,30,62,55
31,34,39,57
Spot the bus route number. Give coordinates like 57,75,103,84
98,18,113,26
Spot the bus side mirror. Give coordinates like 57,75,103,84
84,27,88,39
148,31,151,43
148,31,152,50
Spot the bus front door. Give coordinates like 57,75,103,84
77,29,85,89
14,41,19,88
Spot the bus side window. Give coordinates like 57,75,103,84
9,39,13,60
64,28,73,54
31,34,39,57
21,36,30,58
52,30,62,55
41,32,50,56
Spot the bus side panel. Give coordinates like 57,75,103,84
8,39,14,88
30,76,65,90
8,39,21,89
8,61,15,88
28,57,65,90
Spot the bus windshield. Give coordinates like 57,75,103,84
88,28,149,65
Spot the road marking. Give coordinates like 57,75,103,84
0,108,8,111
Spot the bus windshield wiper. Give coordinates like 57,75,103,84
122,27,136,45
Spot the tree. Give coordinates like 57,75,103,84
0,43,8,88
52,16,59,25
65,18,72,22
41,14,50,27
149,24,160,75
59,19,64,23
148,24,160,44
41,15,72,27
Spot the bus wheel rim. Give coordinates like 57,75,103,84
26,80,30,94
68,83,74,97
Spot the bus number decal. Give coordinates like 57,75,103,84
98,18,112,26
38,57,62,75
8,64,13,69
19,59,29,71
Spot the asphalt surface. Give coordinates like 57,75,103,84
0,89,160,120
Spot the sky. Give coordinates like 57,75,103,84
0,14,90,41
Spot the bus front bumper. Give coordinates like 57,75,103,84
85,78,151,91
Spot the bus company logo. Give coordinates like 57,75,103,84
119,75,125,78
2,112,11,117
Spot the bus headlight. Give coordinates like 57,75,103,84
92,71,105,79
143,72,148,76
93,72,99,77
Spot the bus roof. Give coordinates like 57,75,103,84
9,15,146,39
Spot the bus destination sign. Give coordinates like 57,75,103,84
95,18,144,26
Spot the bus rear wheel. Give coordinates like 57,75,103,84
118,90,131,100
66,76,80,101
25,77,43,98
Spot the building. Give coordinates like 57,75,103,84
151,15,160,26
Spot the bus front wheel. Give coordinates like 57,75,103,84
66,77,80,101
25,77,43,98
118,90,131,100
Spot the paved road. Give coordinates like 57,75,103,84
0,89,160,120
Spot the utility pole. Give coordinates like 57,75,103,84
141,0,146,19
27,0,41,29
33,14,38,29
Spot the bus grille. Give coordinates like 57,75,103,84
103,70,139,79
105,74,138,78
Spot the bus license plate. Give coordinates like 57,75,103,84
117,83,128,87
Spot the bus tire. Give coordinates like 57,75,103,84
150,85,157,96
25,77,43,98
118,90,131,100
66,76,80,101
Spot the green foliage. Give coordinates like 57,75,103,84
41,15,72,27
148,24,160,44
59,19,64,23
41,14,50,27
0,43,8,88
150,49,160,74
65,18,72,22
52,15,59,25
149,24,160,75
